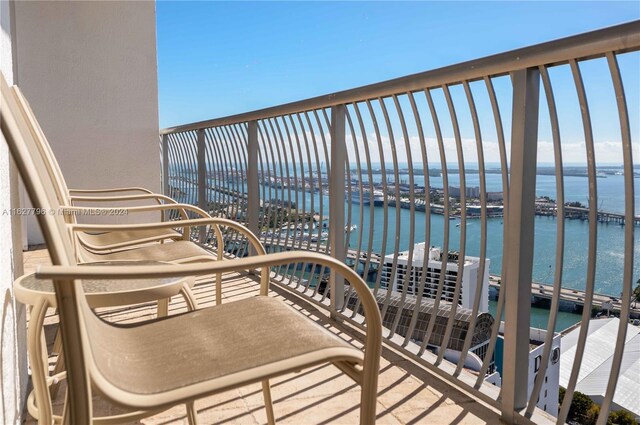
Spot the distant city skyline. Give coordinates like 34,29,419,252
157,2,639,164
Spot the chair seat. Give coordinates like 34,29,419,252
81,240,213,263
78,228,182,250
89,296,363,401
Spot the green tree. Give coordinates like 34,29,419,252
607,410,638,425
559,388,595,424
584,404,600,425
633,279,640,304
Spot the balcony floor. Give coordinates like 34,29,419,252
23,247,503,425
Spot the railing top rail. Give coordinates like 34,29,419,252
161,20,640,134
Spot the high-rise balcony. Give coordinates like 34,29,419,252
154,21,640,424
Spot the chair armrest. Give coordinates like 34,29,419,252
36,250,383,381
68,194,207,226
70,217,263,261
69,193,177,205
61,204,210,218
68,187,154,195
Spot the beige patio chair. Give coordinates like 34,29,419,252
2,73,381,425
12,85,201,253
10,84,252,270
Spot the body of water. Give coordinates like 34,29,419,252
173,167,638,332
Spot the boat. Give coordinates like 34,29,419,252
349,190,372,205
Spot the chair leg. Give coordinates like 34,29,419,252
28,300,53,425
262,380,276,425
50,329,64,399
215,272,222,306
359,380,378,425
186,401,198,425
180,282,199,311
157,298,169,318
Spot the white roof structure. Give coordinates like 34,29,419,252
560,318,640,418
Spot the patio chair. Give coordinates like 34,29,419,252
12,85,202,253
10,84,252,270
2,73,381,425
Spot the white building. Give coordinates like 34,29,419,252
527,328,562,416
495,326,561,416
380,243,490,313
560,318,640,420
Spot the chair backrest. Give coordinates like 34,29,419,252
0,72,93,422
11,86,73,206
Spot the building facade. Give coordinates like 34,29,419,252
380,243,490,313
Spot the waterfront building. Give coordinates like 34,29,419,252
448,185,481,199
560,318,640,420
380,243,490,313
493,327,562,416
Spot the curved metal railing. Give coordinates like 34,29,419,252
160,21,640,424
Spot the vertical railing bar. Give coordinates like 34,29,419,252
419,88,452,357
172,133,189,220
329,104,347,312
224,125,244,226
202,129,218,220
279,115,301,281
174,132,192,212
302,111,325,296
387,94,416,337
263,117,286,260
365,99,389,300
475,76,510,387
314,109,333,303
257,121,277,252
346,107,365,273
502,67,540,420
305,110,329,298
168,134,182,220
274,117,296,261
205,128,224,219
403,91,432,346
325,107,354,281
264,118,288,277
436,84,467,366
455,81,488,376
350,102,377,319
247,121,260,255
378,98,403,326
271,116,295,278
557,59,599,425
230,123,249,257
341,108,365,314
212,126,237,249
524,65,566,416
294,112,317,292
285,114,307,288
257,128,268,243
595,52,635,425
315,108,332,179
179,131,198,237
196,129,207,243
217,126,241,250
161,134,169,220
172,132,188,206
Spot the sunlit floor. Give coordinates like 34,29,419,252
23,247,503,425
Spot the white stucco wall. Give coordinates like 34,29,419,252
13,0,160,243
1,1,28,423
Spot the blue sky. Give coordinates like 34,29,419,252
156,1,639,163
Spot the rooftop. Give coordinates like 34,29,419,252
560,318,640,418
